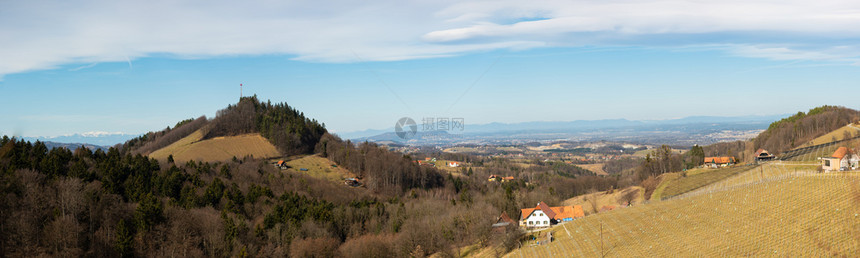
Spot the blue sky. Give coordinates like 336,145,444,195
2,0,860,138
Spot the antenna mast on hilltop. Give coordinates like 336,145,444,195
240,83,243,100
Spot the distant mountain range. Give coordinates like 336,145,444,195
21,131,140,150
339,114,788,142
14,114,788,149
41,141,110,151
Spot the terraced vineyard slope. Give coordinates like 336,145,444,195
652,165,755,200
780,136,860,162
506,172,860,257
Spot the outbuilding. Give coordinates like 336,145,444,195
821,147,859,171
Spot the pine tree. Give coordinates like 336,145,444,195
115,219,135,257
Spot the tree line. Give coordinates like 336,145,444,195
0,136,523,257
753,106,860,155
315,133,445,196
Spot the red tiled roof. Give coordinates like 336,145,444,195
704,156,735,164
520,202,584,221
520,208,535,220
537,202,557,219
754,149,771,157
832,147,850,159
498,211,515,224
550,205,585,220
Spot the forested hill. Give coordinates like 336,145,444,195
121,96,327,156
204,96,327,156
0,97,456,257
119,96,444,195
753,105,860,154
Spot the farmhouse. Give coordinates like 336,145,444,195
820,147,859,171
754,149,776,162
519,202,585,228
274,160,288,169
703,156,736,168
448,161,460,167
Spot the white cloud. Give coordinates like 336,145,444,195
2,0,860,78
68,63,97,71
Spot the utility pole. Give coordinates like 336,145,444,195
240,83,243,100
600,223,605,258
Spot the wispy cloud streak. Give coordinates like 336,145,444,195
1,0,860,78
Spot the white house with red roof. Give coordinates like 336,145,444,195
519,202,585,228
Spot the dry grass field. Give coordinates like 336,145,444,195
280,155,356,183
577,163,609,176
149,130,281,163
632,148,685,158
562,186,645,214
504,172,860,257
798,123,860,148
432,159,469,173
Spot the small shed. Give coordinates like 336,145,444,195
754,149,776,162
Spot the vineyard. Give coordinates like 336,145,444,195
504,169,860,257
779,136,860,162
656,165,755,199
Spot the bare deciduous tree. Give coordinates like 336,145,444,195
617,188,639,206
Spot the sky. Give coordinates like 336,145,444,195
2,0,860,138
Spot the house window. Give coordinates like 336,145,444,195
529,221,533,225
544,221,548,225
825,160,831,167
